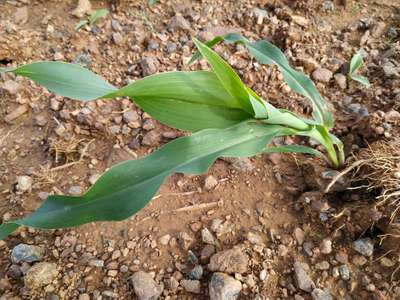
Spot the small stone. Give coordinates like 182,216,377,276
293,228,305,245
316,261,330,270
371,22,387,38
223,157,254,172
293,262,315,292
159,234,171,246
88,174,101,185
204,175,218,190
4,105,28,123
2,80,20,95
140,57,159,76
142,119,155,130
322,1,335,12
72,0,92,18
130,271,164,300
111,19,122,32
353,238,374,257
88,259,104,268
259,269,268,281
165,276,179,290
352,255,368,266
312,68,333,83
50,98,61,111
33,114,48,127
247,232,264,245
253,8,267,25
320,239,332,254
187,250,199,265
188,265,203,280
177,232,194,250
201,244,215,260
382,62,399,77
16,176,32,192
11,244,44,263
339,265,350,281
278,245,288,257
167,15,191,31
384,110,400,123
79,294,90,300
181,279,201,294
202,228,217,245
54,52,64,61
165,42,177,53
112,32,123,45
311,288,333,300
380,257,395,267
68,186,82,195
142,131,161,146
334,73,347,89
208,247,248,274
209,272,242,300
24,262,58,289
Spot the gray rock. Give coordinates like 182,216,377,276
188,265,203,280
320,239,332,254
2,80,20,95
142,130,161,146
123,110,140,123
339,264,350,280
167,15,191,32
142,119,155,130
33,114,48,127
112,32,123,45
208,247,248,274
382,62,399,77
140,57,159,76
4,105,28,123
222,157,254,172
253,8,267,24
73,53,92,67
16,176,33,192
293,262,315,292
11,244,44,263
181,279,201,294
111,19,122,32
312,68,333,83
24,262,58,289
130,271,164,300
353,238,374,257
209,272,242,300
311,288,333,300
165,42,177,53
72,0,92,18
293,228,305,245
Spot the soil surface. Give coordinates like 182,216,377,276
1,0,400,299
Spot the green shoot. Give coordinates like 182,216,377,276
0,37,344,239
75,8,109,31
347,53,370,87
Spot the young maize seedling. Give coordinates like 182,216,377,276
75,9,109,31
347,52,370,87
0,37,344,239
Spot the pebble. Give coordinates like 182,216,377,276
72,0,92,18
188,265,203,280
204,175,218,190
24,262,58,289
320,239,332,254
311,288,333,300
253,8,267,25
16,175,33,192
88,174,101,185
140,57,159,76
112,32,123,45
142,130,161,146
293,262,315,292
208,247,248,274
33,114,48,127
158,234,171,246
130,271,164,300
322,1,335,12
11,244,44,263
334,73,347,89
339,264,350,281
111,19,122,32
209,272,242,300
4,105,28,123
316,261,330,270
2,80,20,94
382,62,398,77
68,186,82,195
181,279,201,294
201,228,217,245
353,238,374,257
312,68,333,83
167,15,191,31
293,228,305,245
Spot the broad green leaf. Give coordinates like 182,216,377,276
188,36,224,65
349,74,370,87
88,9,109,25
75,19,89,31
190,34,334,128
109,71,252,131
8,62,118,100
0,121,282,237
193,38,255,116
349,53,363,75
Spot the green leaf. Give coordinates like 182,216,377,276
191,34,333,128
0,121,282,237
263,144,325,158
349,53,363,75
349,74,370,87
109,71,252,131
9,62,117,100
88,9,109,25
75,19,89,31
193,38,256,116
188,36,224,65
148,0,158,5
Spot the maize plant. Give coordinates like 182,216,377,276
0,35,344,239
